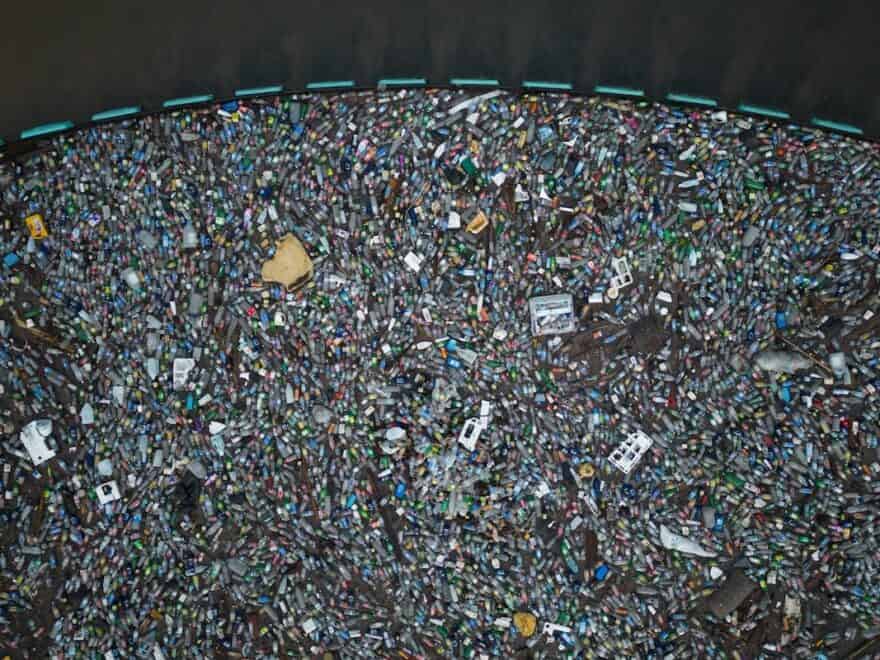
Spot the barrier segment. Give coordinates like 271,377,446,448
595,85,644,98
811,118,863,136
523,81,573,91
378,78,426,87
163,95,215,109
306,81,356,90
737,103,790,120
92,107,142,122
20,121,75,140
666,93,717,107
4,84,880,152
450,78,500,87
235,86,283,97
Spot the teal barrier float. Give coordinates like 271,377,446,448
666,93,717,107
811,117,863,136
737,103,790,120
595,85,644,98
450,78,500,87
235,86,283,97
163,95,214,109
306,81,356,90
523,81,573,91
20,121,75,139
378,78,427,87
92,107,142,121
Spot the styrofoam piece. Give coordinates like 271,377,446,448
404,251,424,272
829,352,851,383
784,595,801,619
173,358,196,390
609,256,633,290
446,89,504,116
656,290,673,315
458,418,483,451
543,623,573,635
529,293,575,336
755,350,811,374
659,524,717,557
21,420,55,465
385,426,406,442
607,430,653,474
479,400,491,430
96,480,122,505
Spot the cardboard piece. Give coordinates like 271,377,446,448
261,234,314,291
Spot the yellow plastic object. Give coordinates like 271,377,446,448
25,213,48,239
513,612,537,637
578,462,595,478
466,211,488,235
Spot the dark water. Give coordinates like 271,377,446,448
2,0,878,141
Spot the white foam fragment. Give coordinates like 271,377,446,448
404,251,424,272
608,431,653,474
173,358,196,390
21,420,55,466
96,480,122,505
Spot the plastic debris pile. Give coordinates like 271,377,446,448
1,89,879,658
